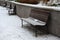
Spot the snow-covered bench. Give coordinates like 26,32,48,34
21,8,50,37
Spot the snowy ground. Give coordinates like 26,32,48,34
0,6,60,40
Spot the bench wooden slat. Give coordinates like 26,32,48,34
30,8,50,22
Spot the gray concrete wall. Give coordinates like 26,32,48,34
16,5,31,18
49,11,60,37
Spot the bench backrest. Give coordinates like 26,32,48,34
30,8,50,22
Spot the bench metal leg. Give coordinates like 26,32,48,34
35,29,38,37
21,19,23,28
34,26,38,37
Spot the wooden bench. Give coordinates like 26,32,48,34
21,8,50,37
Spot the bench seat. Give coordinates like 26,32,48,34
22,17,46,26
